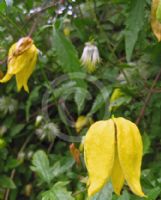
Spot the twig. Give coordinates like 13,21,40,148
3,134,33,200
27,1,57,20
27,0,57,37
28,17,40,37
135,68,161,125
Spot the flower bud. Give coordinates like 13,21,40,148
35,115,43,127
81,42,100,73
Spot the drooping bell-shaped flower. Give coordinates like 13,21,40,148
80,42,100,73
0,37,38,92
84,117,145,197
151,0,161,41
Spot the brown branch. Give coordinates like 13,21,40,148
26,1,57,21
27,0,57,37
135,68,161,125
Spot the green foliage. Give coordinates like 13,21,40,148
53,28,82,73
125,0,146,62
41,182,74,200
0,0,161,200
91,183,113,200
0,175,16,189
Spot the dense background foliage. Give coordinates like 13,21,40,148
0,0,161,199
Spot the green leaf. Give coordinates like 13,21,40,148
31,150,52,184
75,88,88,114
53,81,76,99
0,0,6,12
42,182,74,200
125,0,145,62
10,124,25,137
42,190,55,200
147,187,161,200
25,86,41,121
109,96,132,112
117,190,130,200
0,175,16,189
53,28,82,73
51,158,74,178
143,133,151,155
53,28,86,89
90,183,113,200
6,158,21,170
90,87,111,115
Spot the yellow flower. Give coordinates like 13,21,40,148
151,0,161,41
84,117,145,197
75,115,93,133
0,37,38,92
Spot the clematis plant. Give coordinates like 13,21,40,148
84,117,146,197
0,37,38,92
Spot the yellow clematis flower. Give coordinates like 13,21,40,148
151,0,161,41
0,37,38,92
84,117,146,197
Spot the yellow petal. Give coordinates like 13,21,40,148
75,116,88,133
111,147,125,195
114,117,145,197
8,43,37,75
0,73,13,83
151,0,161,41
84,120,115,197
16,47,38,92
0,44,16,83
110,88,124,103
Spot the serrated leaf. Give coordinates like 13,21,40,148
31,150,52,184
125,0,145,62
51,157,74,178
147,187,161,200
42,182,74,200
42,190,55,200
